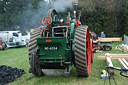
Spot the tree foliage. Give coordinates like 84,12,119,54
79,0,128,37
0,0,128,37
0,0,45,32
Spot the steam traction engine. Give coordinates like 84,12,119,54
28,3,94,77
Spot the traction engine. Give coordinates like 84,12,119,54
28,3,94,77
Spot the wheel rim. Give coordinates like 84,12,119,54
86,28,91,75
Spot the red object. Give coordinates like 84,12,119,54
42,16,52,26
65,21,70,26
41,28,49,37
41,30,44,37
75,20,79,27
65,22,70,24
46,40,51,42
0,40,4,45
40,26,43,30
59,55,62,59
43,28,48,31
0,41,2,45
0,39,4,50
0,45,2,49
65,17,70,26
91,40,94,63
85,27,91,75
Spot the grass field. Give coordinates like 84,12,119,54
0,42,128,85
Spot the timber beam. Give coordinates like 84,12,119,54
98,37,122,41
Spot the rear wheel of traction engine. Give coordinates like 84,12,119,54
30,50,44,76
28,28,44,76
75,26,92,77
91,40,94,63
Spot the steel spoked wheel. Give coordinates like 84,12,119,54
91,40,94,63
75,26,92,77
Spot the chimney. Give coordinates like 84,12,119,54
72,2,78,19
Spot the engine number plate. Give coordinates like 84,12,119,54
43,47,59,50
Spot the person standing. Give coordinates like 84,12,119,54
100,32,106,38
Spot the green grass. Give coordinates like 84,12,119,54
0,42,128,85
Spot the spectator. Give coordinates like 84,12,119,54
100,32,106,38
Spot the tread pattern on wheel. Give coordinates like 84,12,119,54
28,27,41,70
30,50,44,76
28,28,41,55
28,27,44,77
75,26,89,77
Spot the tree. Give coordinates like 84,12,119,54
79,0,128,37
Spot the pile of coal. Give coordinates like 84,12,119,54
0,65,25,85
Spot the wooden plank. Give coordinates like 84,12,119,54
118,59,128,69
98,37,122,41
98,56,128,59
106,57,113,67
122,58,128,67
106,57,114,79
98,56,106,59
107,54,128,56
110,56,128,59
121,58,128,74
105,53,128,57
